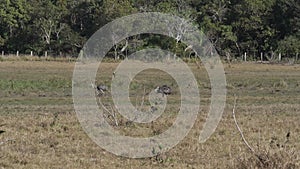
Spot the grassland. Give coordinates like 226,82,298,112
0,60,299,168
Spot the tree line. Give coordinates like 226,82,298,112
0,0,299,60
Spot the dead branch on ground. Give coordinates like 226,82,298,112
232,96,256,154
98,98,119,126
232,95,267,165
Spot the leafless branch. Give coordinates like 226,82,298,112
54,23,66,40
120,38,128,52
232,96,272,166
232,96,256,154
40,19,55,45
98,98,118,126
139,86,146,111
265,52,276,62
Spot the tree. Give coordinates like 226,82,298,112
102,0,137,21
195,0,237,57
228,0,276,57
272,0,300,58
0,0,31,52
278,35,300,58
0,0,298,58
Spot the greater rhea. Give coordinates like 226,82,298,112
91,82,108,96
155,85,172,96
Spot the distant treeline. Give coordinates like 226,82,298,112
0,0,299,59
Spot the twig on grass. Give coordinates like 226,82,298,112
98,98,119,126
0,139,15,146
232,95,256,154
139,86,146,111
232,95,269,165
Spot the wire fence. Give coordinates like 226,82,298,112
231,51,299,63
1,49,299,64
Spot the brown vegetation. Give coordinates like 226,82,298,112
0,61,299,168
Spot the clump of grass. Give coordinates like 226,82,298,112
273,79,288,89
181,57,201,63
101,57,121,63
235,143,299,169
130,81,140,90
226,83,235,89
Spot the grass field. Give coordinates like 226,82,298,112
0,61,299,168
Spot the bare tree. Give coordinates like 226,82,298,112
39,18,55,45
54,23,66,41
111,31,129,60
166,14,196,44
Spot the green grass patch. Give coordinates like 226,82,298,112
0,78,71,95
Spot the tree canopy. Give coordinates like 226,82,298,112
0,0,299,59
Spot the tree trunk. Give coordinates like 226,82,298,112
114,45,118,60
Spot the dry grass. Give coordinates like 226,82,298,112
0,61,299,168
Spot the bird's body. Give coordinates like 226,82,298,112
95,84,108,96
97,85,108,92
155,85,172,96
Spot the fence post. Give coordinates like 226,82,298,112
1,51,4,57
79,50,83,60
278,53,281,62
296,53,299,62
260,52,263,62
16,51,19,57
45,51,48,57
244,52,247,62
30,51,33,56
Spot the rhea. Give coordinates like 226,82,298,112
155,85,172,96
91,82,108,96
